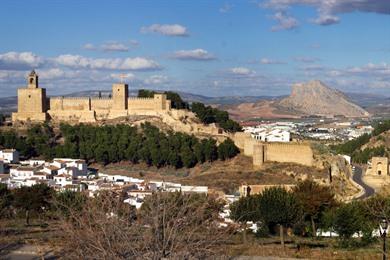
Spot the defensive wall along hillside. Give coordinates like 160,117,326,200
232,132,314,168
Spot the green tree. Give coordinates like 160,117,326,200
203,139,218,162
138,89,155,98
217,138,239,160
230,195,262,241
165,91,189,109
54,190,86,219
333,202,368,243
180,145,197,168
258,187,302,246
191,102,242,132
13,184,54,225
293,180,336,237
0,183,13,217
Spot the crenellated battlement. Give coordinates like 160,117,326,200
52,96,91,100
12,72,172,124
128,97,155,100
90,97,112,100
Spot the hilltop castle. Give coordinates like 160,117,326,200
12,71,171,123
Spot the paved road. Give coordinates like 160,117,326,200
352,165,375,199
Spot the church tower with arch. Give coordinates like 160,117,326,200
12,70,47,122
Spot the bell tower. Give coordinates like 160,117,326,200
28,70,38,89
12,70,47,122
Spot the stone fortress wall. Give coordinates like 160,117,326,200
12,71,314,168
12,71,171,123
231,132,314,167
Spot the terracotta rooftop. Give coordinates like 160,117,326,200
16,166,37,171
34,172,47,176
46,165,60,170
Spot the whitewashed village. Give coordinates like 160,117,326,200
0,149,212,210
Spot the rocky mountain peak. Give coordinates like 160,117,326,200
279,80,369,117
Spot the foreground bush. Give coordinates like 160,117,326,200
57,192,230,259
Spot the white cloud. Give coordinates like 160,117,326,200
294,56,320,63
262,0,390,27
54,55,161,71
144,75,169,85
83,43,96,50
141,24,189,37
101,42,129,52
311,13,340,25
129,40,139,47
228,67,255,76
84,41,134,52
0,52,44,70
271,12,299,31
172,49,216,61
260,58,286,64
220,3,233,13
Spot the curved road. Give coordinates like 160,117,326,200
352,165,375,199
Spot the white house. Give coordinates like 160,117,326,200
42,165,60,176
181,185,208,194
53,174,73,187
0,149,20,164
124,197,144,209
33,172,49,180
52,158,88,178
20,159,46,167
10,166,36,180
251,129,290,142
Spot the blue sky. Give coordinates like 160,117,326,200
0,0,389,97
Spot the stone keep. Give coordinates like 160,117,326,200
112,83,128,111
12,70,47,122
12,71,172,123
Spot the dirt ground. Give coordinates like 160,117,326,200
92,154,330,194
0,219,385,259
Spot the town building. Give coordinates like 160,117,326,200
239,184,295,197
0,149,20,164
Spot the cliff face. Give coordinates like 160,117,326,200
278,80,369,117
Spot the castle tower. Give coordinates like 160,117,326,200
153,93,166,110
12,70,47,122
28,70,38,89
112,83,128,110
253,144,265,169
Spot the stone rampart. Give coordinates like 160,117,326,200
232,132,313,168
91,98,113,110
50,97,90,111
265,142,313,166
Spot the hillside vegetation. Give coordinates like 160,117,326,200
138,90,242,132
333,120,390,163
0,123,239,168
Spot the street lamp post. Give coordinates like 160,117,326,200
380,218,388,260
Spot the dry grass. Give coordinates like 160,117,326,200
95,155,330,194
